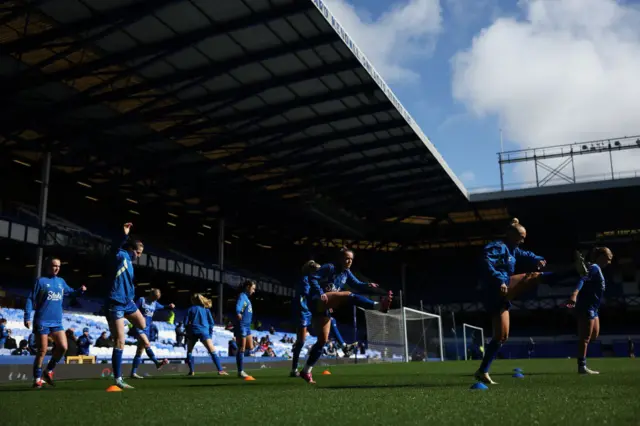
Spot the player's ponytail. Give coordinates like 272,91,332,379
507,217,525,234
301,260,321,275
191,293,212,309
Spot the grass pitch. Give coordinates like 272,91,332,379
2,358,639,425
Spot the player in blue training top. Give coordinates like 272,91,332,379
235,280,257,380
129,288,175,379
184,293,228,377
566,247,613,375
106,222,146,390
24,257,86,388
323,248,385,357
290,261,322,377
475,217,588,385
298,247,393,384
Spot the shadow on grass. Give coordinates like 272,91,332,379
183,382,302,388
322,383,463,390
0,387,36,392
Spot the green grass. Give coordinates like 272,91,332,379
3,359,640,425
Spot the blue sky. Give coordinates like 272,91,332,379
322,0,640,191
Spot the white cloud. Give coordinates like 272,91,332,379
451,0,640,184
323,0,442,84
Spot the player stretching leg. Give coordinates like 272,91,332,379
475,218,588,384
184,293,228,377
235,280,257,380
130,288,174,379
24,257,86,388
317,247,388,355
106,222,147,390
566,247,613,375
475,218,547,385
299,253,392,384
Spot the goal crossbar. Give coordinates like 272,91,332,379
462,323,485,361
404,306,441,319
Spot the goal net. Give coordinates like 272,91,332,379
358,307,443,362
462,323,485,361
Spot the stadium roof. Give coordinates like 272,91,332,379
0,0,469,245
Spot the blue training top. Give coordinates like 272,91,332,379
309,263,370,298
184,305,214,336
136,297,165,325
108,234,136,305
481,240,544,289
575,264,606,311
24,276,83,327
235,292,253,328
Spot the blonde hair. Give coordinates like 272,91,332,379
590,247,613,262
508,217,525,233
302,260,321,275
191,293,212,309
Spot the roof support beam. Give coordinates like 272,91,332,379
165,117,406,179
337,174,448,201
2,0,181,54
195,132,419,190
1,1,314,97
250,155,437,200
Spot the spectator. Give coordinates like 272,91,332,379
65,329,78,356
262,347,276,357
528,337,535,359
12,340,30,356
0,318,7,348
77,328,93,356
269,326,276,335
629,337,635,358
4,330,17,350
175,322,186,348
95,332,112,348
411,349,425,362
323,342,337,358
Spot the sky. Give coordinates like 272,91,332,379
320,0,640,192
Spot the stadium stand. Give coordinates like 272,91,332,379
0,306,320,361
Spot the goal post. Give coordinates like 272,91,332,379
462,323,485,361
358,306,444,362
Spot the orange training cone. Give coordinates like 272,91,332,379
244,376,256,381
106,385,123,392
322,370,332,375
